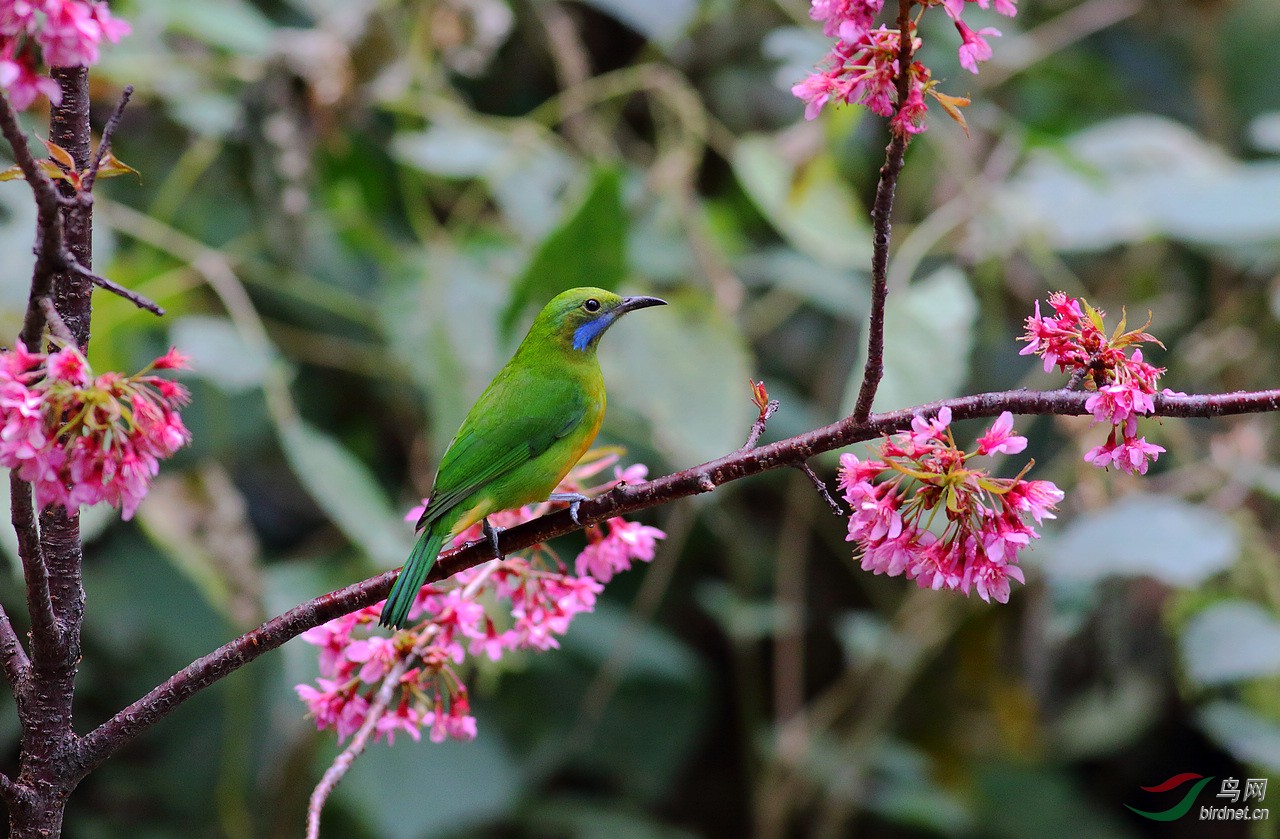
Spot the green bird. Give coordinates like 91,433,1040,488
380,287,666,629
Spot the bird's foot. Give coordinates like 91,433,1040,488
548,492,589,525
482,517,504,560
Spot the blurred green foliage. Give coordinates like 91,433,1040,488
2,0,1280,836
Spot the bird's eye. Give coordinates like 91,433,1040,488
583,298,601,312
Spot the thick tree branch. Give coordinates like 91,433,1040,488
73,385,1280,773
851,0,916,423
11,473,53,671
6,68,95,839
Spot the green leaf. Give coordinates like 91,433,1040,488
563,603,702,683
93,149,141,181
1039,494,1238,588
390,121,510,178
601,289,756,467
975,115,1280,263
732,133,872,269
841,266,977,415
380,243,513,454
975,763,1139,839
526,798,701,839
1199,701,1280,774
575,0,698,48
695,581,797,642
1180,601,1280,685
392,118,579,240
499,166,627,340
150,0,276,55
739,248,869,319
170,316,271,393
277,419,412,568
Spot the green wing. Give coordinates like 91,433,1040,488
415,367,592,530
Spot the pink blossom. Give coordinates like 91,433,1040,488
846,482,903,543
955,20,999,74
301,456,661,748
1084,438,1119,469
0,46,60,109
1085,381,1154,426
574,517,666,582
151,346,192,370
1113,435,1164,475
375,703,424,745
1006,480,1063,524
909,406,952,445
610,518,665,562
0,345,191,519
838,452,887,489
614,462,648,485
972,560,1023,604
344,636,399,683
838,407,1061,604
792,71,839,121
976,411,1027,456
890,77,928,135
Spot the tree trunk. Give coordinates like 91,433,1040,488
7,64,94,839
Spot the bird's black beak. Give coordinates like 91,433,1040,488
616,295,667,315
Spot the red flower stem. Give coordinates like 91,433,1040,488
851,0,917,424
73,384,1280,776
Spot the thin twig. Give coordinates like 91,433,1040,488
851,0,916,424
71,383,1280,776
794,461,844,516
82,84,132,193
305,658,410,839
65,257,164,316
37,297,73,345
743,400,780,450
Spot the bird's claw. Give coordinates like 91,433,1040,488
482,517,504,561
548,492,588,526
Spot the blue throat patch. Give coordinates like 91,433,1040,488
572,314,614,351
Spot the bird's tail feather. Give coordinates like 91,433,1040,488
380,526,448,629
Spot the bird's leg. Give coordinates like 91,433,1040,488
548,492,589,525
482,516,504,560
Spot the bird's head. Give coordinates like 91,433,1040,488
533,287,667,352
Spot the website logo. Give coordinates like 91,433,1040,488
1126,773,1270,822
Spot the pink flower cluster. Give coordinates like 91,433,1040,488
296,453,665,745
792,0,1015,132
0,342,191,520
0,0,130,109
839,408,1062,604
1020,292,1170,475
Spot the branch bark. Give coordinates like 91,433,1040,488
851,0,916,423
5,66,94,839
73,384,1280,773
